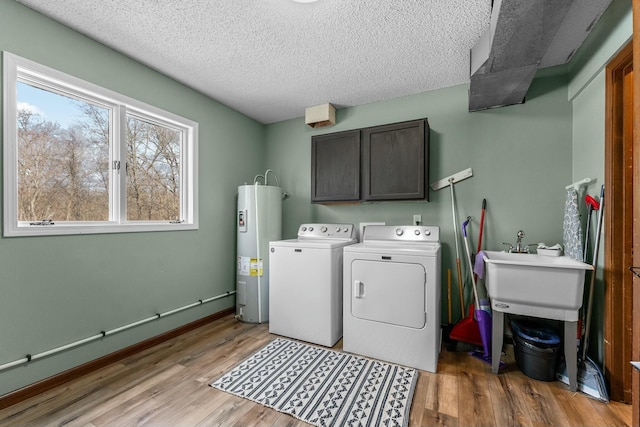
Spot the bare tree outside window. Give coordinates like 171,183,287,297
126,116,181,222
17,84,110,222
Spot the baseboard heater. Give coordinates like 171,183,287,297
0,290,236,372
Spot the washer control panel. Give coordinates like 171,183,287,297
363,225,440,243
298,223,355,240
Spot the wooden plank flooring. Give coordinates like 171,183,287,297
0,314,631,426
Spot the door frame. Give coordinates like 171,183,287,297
632,0,640,423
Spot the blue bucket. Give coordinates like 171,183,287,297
511,320,560,349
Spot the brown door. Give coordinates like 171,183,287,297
605,40,634,405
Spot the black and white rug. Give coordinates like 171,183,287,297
210,338,417,427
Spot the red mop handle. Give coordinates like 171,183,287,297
477,199,486,253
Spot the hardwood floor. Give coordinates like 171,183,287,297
0,314,631,427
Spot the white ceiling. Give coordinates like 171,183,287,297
16,0,492,124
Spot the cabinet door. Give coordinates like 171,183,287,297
362,119,428,201
311,130,360,202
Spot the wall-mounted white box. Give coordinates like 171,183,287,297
305,103,336,128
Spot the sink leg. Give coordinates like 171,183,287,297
564,321,578,392
492,310,504,374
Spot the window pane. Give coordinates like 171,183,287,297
126,116,181,221
16,81,110,222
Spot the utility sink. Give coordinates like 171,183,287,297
482,251,593,321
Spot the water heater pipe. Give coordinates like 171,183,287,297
254,184,263,323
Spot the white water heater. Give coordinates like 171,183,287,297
236,183,282,323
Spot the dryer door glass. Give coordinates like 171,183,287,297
350,260,426,328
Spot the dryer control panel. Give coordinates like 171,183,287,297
297,223,355,240
363,225,440,243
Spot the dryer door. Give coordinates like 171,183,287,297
350,260,426,328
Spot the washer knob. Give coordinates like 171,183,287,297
414,229,421,236
308,226,314,231
301,226,307,231
336,227,341,232
321,226,327,232
424,229,431,236
395,228,404,236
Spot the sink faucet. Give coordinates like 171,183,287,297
503,230,530,253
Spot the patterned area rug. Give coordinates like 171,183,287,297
210,338,417,427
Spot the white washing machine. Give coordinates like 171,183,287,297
269,223,357,347
343,225,441,372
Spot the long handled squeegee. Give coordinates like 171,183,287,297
432,168,473,320
431,168,473,191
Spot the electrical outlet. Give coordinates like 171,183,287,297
413,214,421,226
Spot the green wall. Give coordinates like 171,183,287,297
266,67,574,319
0,0,264,396
0,0,632,398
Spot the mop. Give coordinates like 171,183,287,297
557,185,609,402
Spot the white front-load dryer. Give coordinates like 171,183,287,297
269,224,357,347
343,225,441,372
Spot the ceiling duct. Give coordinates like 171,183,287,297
469,0,612,112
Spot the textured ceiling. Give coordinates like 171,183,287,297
16,0,492,124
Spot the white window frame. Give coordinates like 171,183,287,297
3,52,199,236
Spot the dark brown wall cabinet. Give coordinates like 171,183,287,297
311,130,361,202
311,119,429,203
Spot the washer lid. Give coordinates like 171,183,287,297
270,238,358,249
269,223,358,248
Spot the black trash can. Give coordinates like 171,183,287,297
511,319,561,382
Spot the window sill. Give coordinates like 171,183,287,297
4,222,198,237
